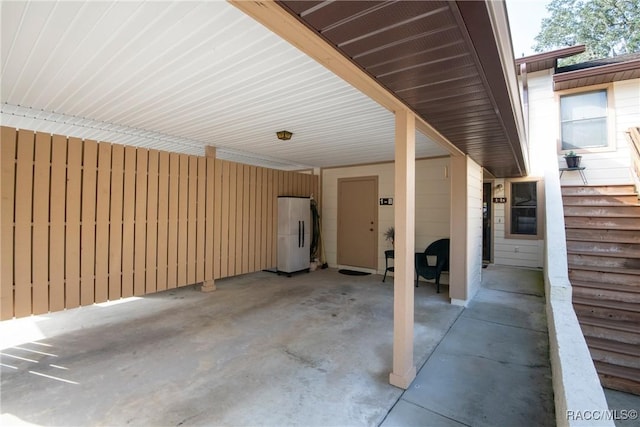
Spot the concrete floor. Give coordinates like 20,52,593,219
605,388,640,427
4,265,636,426
1,268,463,426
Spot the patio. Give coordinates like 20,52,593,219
1,266,553,426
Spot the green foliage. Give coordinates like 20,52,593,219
534,0,640,64
384,227,394,244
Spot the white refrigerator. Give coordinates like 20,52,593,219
277,197,310,275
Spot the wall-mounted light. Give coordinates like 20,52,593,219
276,130,293,141
495,183,504,190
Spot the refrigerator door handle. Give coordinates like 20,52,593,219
298,221,301,247
302,221,305,247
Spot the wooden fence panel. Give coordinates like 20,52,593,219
204,158,215,281
291,172,298,196
146,150,159,294
134,149,148,296
109,144,124,301
80,140,98,306
260,168,268,270
269,169,276,267
1,127,16,319
177,154,188,286
196,157,206,283
242,165,251,274
214,159,223,279
122,146,136,298
255,167,263,271
1,126,320,316
50,135,68,310
227,162,237,277
65,137,83,309
95,142,111,303
167,153,179,288
187,156,197,284
278,170,285,195
291,171,296,195
33,132,52,314
14,130,33,317
248,166,257,272
235,164,244,275
157,151,169,291
303,174,309,196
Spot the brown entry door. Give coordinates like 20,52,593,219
337,176,378,269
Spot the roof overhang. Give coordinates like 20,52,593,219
515,45,586,74
235,0,528,177
516,45,640,91
554,58,640,91
2,0,528,177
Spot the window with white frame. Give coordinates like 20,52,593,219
506,180,541,239
560,89,608,150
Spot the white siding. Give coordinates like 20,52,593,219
466,158,483,299
321,157,450,273
556,79,639,185
491,178,544,269
527,70,556,177
494,70,547,268
415,158,451,247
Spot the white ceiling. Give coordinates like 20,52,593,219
1,1,448,170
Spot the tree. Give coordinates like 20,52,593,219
534,0,640,64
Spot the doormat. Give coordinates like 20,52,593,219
338,269,371,276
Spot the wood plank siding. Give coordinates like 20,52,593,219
0,126,318,319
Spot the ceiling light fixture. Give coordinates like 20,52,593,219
276,130,293,141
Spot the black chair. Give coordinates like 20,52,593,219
415,238,450,293
383,250,394,282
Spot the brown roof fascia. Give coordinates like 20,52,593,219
553,58,640,90
454,0,528,176
515,45,586,74
554,58,640,82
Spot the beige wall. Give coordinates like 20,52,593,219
322,157,451,274
449,156,483,304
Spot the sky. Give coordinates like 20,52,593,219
505,0,552,57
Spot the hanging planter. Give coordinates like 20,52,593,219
564,151,581,168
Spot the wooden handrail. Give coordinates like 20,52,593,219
626,127,640,191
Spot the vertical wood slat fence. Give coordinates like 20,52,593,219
0,126,318,319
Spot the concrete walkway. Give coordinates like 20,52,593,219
381,265,555,426
0,265,556,426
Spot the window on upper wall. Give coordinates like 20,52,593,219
506,180,542,239
560,89,608,150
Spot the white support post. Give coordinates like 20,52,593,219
389,109,417,389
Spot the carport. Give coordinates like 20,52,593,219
1,0,527,400
0,266,554,426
